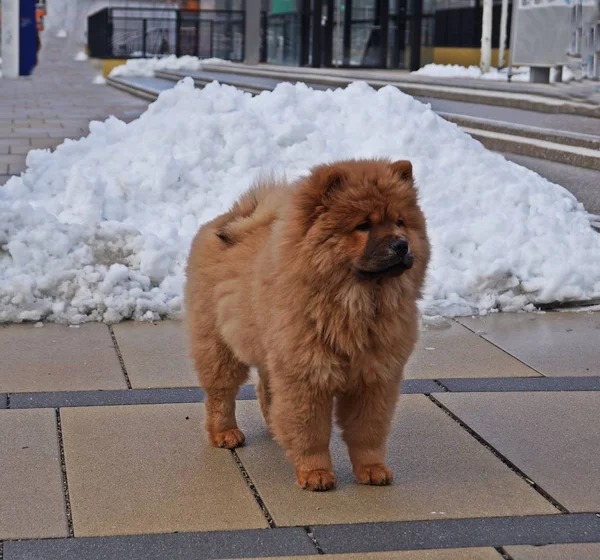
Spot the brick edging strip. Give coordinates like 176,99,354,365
3,513,600,559
4,377,600,409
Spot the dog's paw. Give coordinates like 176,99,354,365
210,428,246,449
355,464,393,486
296,469,336,491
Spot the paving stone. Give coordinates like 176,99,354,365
29,138,62,149
405,321,538,379
458,312,600,376
9,385,257,409
507,543,600,559
0,393,7,408
437,392,600,512
112,320,257,388
112,320,198,388
0,409,68,539
61,403,268,536
440,376,600,392
0,154,26,165
3,528,315,560
8,163,26,175
8,145,34,155
0,138,30,147
10,128,50,137
238,552,500,560
235,397,556,527
0,323,127,392
313,514,600,554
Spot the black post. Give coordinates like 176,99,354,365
379,0,389,68
300,0,311,66
195,18,200,57
395,0,406,68
343,0,352,65
260,10,267,62
409,0,422,70
311,0,323,67
322,0,334,66
142,18,147,57
175,11,181,56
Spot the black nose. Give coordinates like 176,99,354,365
390,239,409,256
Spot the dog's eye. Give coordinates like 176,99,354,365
397,219,405,228
355,222,371,232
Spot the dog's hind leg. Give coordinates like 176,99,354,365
256,369,273,429
191,337,249,449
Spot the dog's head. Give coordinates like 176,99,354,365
292,159,430,285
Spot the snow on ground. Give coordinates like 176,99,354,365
1,78,599,324
413,64,575,83
92,75,107,85
109,56,231,78
74,51,89,62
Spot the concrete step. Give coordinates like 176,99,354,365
106,76,173,101
150,70,600,171
200,63,600,118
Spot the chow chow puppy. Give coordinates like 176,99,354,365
185,159,430,491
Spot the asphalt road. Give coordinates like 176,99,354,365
503,152,600,215
418,97,600,137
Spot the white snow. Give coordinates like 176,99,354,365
1,78,599,324
74,51,89,62
413,64,575,83
92,75,106,85
56,29,67,39
109,56,231,78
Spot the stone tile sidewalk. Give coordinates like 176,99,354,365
0,37,147,186
3,34,600,560
2,311,600,560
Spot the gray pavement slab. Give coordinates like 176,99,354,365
312,514,600,554
503,153,600,215
507,543,600,559
8,385,256,409
439,376,600,392
236,397,556,527
3,528,316,560
60,403,268,536
458,312,600,377
437,391,600,512
406,321,538,379
0,409,68,540
0,323,127,393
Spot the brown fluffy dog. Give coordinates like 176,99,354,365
185,159,430,491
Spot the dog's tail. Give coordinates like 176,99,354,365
216,176,288,245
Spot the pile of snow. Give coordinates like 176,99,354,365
92,75,106,85
74,51,89,62
1,78,599,323
109,56,232,78
413,64,575,83
56,29,67,39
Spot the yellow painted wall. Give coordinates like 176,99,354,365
99,59,128,77
433,47,510,67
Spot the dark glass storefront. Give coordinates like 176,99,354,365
262,0,434,70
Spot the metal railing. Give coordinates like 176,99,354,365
87,7,245,61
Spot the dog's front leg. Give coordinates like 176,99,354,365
336,377,401,486
270,380,336,491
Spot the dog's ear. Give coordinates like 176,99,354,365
390,160,413,183
293,163,348,233
311,163,348,205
